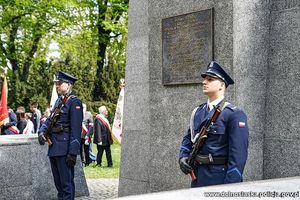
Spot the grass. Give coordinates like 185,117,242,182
83,143,121,178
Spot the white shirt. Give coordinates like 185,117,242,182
207,95,224,111
23,120,34,134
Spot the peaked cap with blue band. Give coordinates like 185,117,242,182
55,71,78,85
201,61,234,87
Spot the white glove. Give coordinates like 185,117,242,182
98,142,102,145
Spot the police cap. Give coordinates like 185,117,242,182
54,71,78,85
201,61,234,87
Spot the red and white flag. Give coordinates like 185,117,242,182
0,76,9,126
239,122,246,128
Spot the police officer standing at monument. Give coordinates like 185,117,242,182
38,71,83,200
179,61,249,187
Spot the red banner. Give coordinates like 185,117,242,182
0,77,8,126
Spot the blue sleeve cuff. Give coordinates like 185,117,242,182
179,146,191,159
224,167,242,183
227,167,242,177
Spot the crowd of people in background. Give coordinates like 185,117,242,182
81,104,114,168
0,102,48,135
1,101,114,168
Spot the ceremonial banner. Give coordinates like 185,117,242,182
112,81,125,144
50,75,58,110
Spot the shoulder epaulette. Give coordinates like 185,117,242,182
224,103,238,111
198,103,206,109
69,95,76,99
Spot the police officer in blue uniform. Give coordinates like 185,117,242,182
38,71,83,200
179,61,249,187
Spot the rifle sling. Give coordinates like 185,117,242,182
47,95,73,133
192,100,228,144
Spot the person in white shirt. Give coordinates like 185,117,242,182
23,113,34,134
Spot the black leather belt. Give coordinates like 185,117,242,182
195,154,228,165
52,125,70,133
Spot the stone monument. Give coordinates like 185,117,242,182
119,0,300,197
0,135,89,200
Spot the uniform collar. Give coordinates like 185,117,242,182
207,96,224,111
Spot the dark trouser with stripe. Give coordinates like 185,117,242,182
50,156,75,200
96,145,113,167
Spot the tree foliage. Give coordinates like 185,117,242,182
0,0,128,121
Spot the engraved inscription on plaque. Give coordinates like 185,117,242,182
162,9,214,85
271,0,300,11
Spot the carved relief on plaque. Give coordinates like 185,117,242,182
271,0,300,11
162,9,214,85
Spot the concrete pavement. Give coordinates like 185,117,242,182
76,178,119,200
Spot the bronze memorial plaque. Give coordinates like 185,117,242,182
162,9,214,85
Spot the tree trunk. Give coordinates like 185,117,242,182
22,35,41,82
93,0,110,100
7,22,19,72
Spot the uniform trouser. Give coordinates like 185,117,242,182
191,164,227,188
96,145,113,166
49,156,75,200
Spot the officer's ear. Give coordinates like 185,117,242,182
219,81,225,91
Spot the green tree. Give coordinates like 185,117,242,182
0,0,79,109
51,0,128,116
0,0,128,118
91,0,128,103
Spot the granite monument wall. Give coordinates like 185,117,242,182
119,0,300,196
264,0,300,179
0,135,89,200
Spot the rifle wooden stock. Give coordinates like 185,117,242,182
190,170,197,181
187,105,223,181
46,136,52,145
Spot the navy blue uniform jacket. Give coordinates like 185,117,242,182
179,103,249,187
39,96,83,157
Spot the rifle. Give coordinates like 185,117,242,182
187,103,227,181
44,97,67,145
